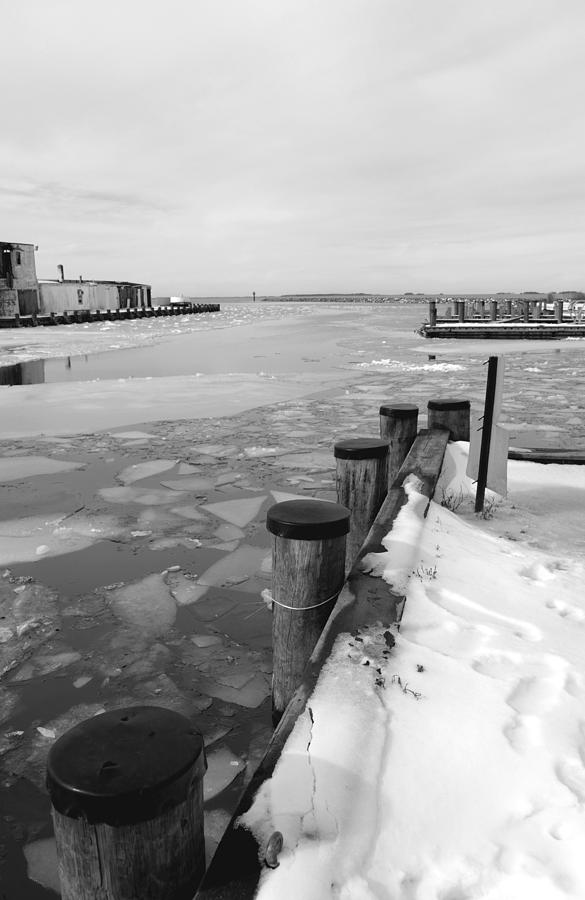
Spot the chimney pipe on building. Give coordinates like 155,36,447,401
57,264,65,282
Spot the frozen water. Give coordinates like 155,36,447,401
167,571,209,606
149,536,202,551
0,456,83,482
100,485,187,505
274,450,334,471
192,546,269,601
117,459,176,483
171,504,207,520
10,650,81,682
160,476,214,492
215,473,242,486
0,513,123,566
107,430,155,440
177,462,202,474
24,837,60,895
204,747,246,801
214,524,246,542
191,595,238,621
203,496,267,527
192,634,223,648
192,444,239,458
271,490,311,503
198,672,271,708
205,808,232,865
107,572,177,635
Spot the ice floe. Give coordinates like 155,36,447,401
0,456,84,483
107,572,176,636
204,747,246,801
160,476,214,492
117,459,176,483
203,496,267,527
0,513,123,566
100,486,187,505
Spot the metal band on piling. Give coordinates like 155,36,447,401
334,438,388,571
379,403,419,488
427,398,471,441
47,706,206,900
267,500,350,724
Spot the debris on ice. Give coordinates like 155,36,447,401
117,459,177,484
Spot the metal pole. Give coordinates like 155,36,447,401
475,356,499,514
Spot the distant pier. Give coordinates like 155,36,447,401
0,302,220,329
419,297,585,339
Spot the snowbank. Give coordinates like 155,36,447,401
240,445,585,899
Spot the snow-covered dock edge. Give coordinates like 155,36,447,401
194,427,450,899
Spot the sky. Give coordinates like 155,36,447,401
1,0,584,295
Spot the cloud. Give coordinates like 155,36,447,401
1,0,584,293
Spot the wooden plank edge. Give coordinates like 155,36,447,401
194,428,450,899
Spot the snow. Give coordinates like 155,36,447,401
0,456,83,482
240,446,585,900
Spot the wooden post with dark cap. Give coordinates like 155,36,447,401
267,499,350,724
379,403,419,488
46,705,207,900
427,398,470,441
334,437,389,571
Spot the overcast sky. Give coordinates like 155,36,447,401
1,0,584,295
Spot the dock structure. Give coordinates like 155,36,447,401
420,296,585,339
0,302,220,329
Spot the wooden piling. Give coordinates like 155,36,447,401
379,403,419,488
267,500,350,724
47,705,206,900
490,300,497,321
429,300,437,326
427,398,470,441
555,299,564,323
334,438,389,570
457,301,465,323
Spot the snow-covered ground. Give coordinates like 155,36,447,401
242,444,585,900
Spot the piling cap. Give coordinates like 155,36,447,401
46,706,206,826
379,403,419,418
427,398,470,411
267,499,350,540
334,437,389,460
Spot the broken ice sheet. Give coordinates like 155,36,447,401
214,524,245,542
189,545,270,602
171,504,207,521
160,476,213,492
205,808,232,865
100,486,187,505
24,836,60,895
0,455,84,482
107,572,176,636
1,581,60,678
167,571,208,606
273,450,334,471
117,459,176,484
192,444,239,458
204,747,246,801
10,649,81,683
203,496,267,527
107,430,155,440
198,672,271,708
0,513,124,566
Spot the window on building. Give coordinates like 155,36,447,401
16,251,21,266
